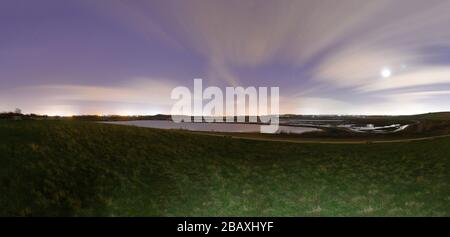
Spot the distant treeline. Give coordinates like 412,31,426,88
2,111,449,124
0,113,280,123
0,113,173,121
0,112,50,120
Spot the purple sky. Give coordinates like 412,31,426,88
1,0,450,115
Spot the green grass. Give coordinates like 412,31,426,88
0,120,449,216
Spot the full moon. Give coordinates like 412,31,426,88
381,68,392,78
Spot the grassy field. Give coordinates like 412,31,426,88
0,120,449,216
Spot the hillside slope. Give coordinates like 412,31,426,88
0,121,449,216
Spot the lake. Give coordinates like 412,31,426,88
103,120,321,134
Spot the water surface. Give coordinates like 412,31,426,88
103,120,321,134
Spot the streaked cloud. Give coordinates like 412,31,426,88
358,68,450,92
294,96,439,116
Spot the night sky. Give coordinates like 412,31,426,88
2,0,450,115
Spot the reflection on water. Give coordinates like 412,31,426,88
103,120,321,134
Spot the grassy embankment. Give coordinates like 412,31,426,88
0,120,449,216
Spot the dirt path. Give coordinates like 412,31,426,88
188,131,450,144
